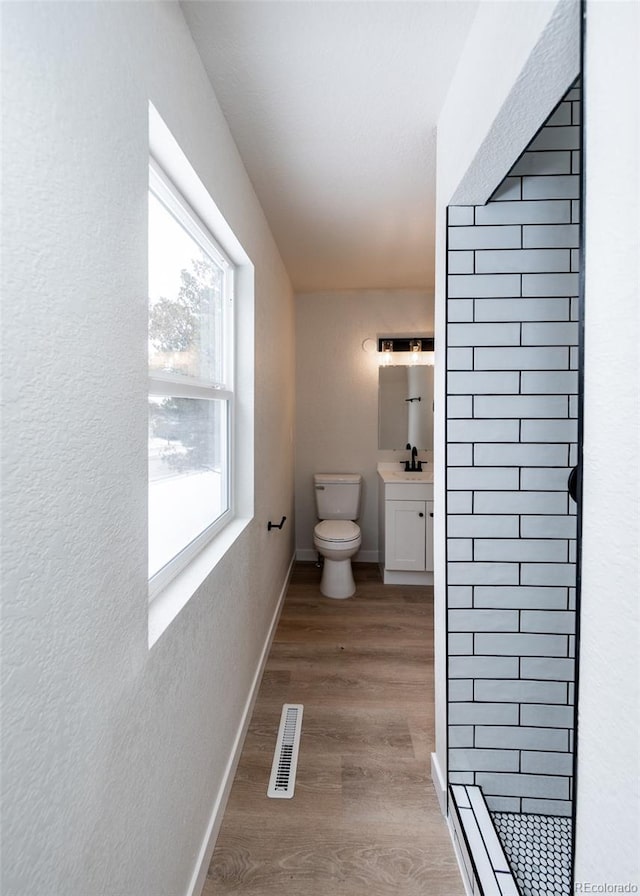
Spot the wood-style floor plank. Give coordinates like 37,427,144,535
201,562,463,896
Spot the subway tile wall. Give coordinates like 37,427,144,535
446,81,580,818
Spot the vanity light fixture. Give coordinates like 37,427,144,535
377,336,435,366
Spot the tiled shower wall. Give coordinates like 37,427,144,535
446,81,580,817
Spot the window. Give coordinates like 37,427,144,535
148,159,235,594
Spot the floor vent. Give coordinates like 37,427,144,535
267,704,304,799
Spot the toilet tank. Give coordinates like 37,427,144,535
314,473,362,520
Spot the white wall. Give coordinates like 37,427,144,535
438,0,580,207
294,289,433,561
575,1,640,884
1,5,295,896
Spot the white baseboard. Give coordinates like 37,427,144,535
430,751,447,817
185,551,296,896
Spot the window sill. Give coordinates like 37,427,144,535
148,516,251,648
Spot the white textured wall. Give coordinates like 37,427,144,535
433,0,579,799
1,5,295,896
294,290,433,561
575,1,640,884
438,0,580,206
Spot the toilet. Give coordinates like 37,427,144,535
313,473,362,599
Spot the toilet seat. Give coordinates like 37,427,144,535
314,520,360,544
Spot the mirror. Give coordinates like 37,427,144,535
378,364,434,449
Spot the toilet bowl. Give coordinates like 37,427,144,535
313,519,361,599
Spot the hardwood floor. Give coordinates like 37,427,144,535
201,563,464,896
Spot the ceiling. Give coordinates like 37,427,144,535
181,1,479,293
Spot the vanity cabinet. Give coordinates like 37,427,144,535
378,474,434,585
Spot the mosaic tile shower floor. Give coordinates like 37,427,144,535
491,812,572,896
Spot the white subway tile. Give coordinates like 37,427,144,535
521,467,572,491
449,320,521,345
521,370,578,394
447,562,519,586
449,703,520,725
448,370,520,394
449,608,520,632
529,125,580,151
449,679,474,701
448,251,475,275
448,419,520,442
521,751,574,776
521,610,575,633
474,443,567,466
449,585,473,608
476,772,569,799
474,394,568,418
570,345,579,368
521,516,576,539
448,538,473,561
522,273,579,298
474,346,569,370
474,586,569,610
449,727,475,748
546,103,573,126
511,151,571,176
447,443,473,466
448,297,475,321
485,795,522,813
475,539,567,563
475,248,570,273
571,248,580,272
450,772,475,785
521,657,575,681
474,297,570,322
449,656,520,679
569,395,579,418
448,467,519,490
522,223,579,248
521,704,574,726
448,395,474,417
448,275,522,299
521,320,579,344
475,632,569,656
474,491,566,514
522,175,580,200
447,347,474,369
474,679,568,704
450,748,519,772
521,563,576,586
475,200,571,226
448,491,473,513
521,418,577,443
490,177,522,202
449,225,521,250
449,633,474,654
449,206,475,226
521,798,572,816
447,515,519,538
476,726,568,752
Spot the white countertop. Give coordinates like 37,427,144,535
377,463,434,484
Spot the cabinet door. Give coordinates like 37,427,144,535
385,500,426,570
425,500,434,571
